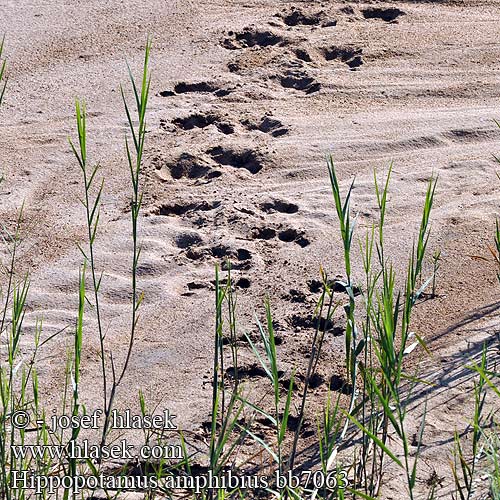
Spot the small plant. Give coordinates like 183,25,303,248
69,38,152,456
0,36,6,107
322,163,437,499
245,298,295,477
493,219,500,284
451,346,487,500
208,267,248,482
431,249,441,297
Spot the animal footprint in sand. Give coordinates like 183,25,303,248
322,46,363,69
242,116,289,137
207,146,265,174
279,70,321,93
222,27,285,50
252,226,310,247
362,7,405,23
279,7,337,27
173,113,234,135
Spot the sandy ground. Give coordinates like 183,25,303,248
1,0,500,498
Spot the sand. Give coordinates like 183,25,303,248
1,0,500,498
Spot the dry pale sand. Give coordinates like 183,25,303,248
1,0,500,498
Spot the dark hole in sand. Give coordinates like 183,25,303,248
295,48,312,62
347,56,363,69
290,314,335,332
286,289,307,303
226,364,284,379
308,372,325,389
237,248,252,261
323,46,363,66
173,114,234,135
280,71,321,94
187,281,207,290
173,113,218,130
286,415,312,434
211,245,231,258
283,10,322,27
169,153,213,179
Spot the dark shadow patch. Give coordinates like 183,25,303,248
308,278,361,296
331,280,362,296
210,245,252,270
226,364,284,379
187,281,209,290
289,314,335,332
346,56,363,69
258,117,288,136
185,248,208,261
216,122,235,134
174,81,219,93
172,82,231,97
284,289,307,303
283,9,323,26
308,279,323,293
211,245,232,258
242,116,289,137
236,277,251,289
237,248,252,261
158,90,176,97
295,48,312,62
167,153,215,180
308,373,325,389
252,227,276,240
286,416,313,437
173,114,211,129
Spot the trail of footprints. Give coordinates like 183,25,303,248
213,275,364,407
153,3,409,185
158,4,406,101
157,197,311,267
145,3,413,409
149,0,500,316
153,3,409,186
145,3,416,333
